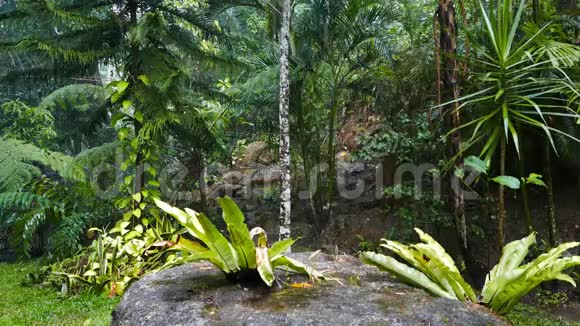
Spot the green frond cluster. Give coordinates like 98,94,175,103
0,192,53,211
362,230,580,315
155,197,326,286
0,138,45,192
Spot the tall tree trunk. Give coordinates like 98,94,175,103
278,0,292,242
295,82,321,228
127,0,145,194
498,135,507,249
543,142,558,246
437,0,468,262
325,91,338,221
532,0,540,23
518,141,534,233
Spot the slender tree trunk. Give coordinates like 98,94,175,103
134,122,145,193
437,0,468,261
127,0,145,194
532,0,540,23
278,0,292,242
295,82,321,228
543,142,558,246
325,91,338,220
197,152,207,212
518,144,534,233
498,135,506,249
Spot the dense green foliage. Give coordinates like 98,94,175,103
0,0,578,321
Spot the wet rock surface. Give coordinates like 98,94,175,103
112,253,507,326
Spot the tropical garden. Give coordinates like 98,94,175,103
0,0,579,324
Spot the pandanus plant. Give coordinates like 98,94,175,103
154,197,325,286
361,229,580,314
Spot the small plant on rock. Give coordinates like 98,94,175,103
361,229,580,315
361,228,477,301
480,233,579,315
155,196,325,286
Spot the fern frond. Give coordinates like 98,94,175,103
49,212,92,257
0,138,75,191
0,192,53,211
0,138,44,192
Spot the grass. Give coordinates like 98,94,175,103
0,261,576,326
507,304,579,326
0,261,120,326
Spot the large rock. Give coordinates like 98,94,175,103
112,253,507,326
235,141,275,168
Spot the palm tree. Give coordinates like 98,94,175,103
291,0,397,221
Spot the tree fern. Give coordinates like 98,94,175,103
0,100,56,147
0,137,75,192
0,138,45,192
38,84,111,154
0,192,53,211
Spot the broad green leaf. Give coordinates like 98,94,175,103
134,111,144,123
138,75,150,86
361,252,454,299
482,236,580,315
154,199,207,243
111,92,121,104
491,176,521,189
175,237,208,253
218,197,256,269
255,247,275,286
83,270,97,277
413,229,477,301
482,233,536,306
195,212,239,273
122,100,132,110
116,81,129,93
271,255,326,282
464,156,487,174
118,127,130,141
269,238,296,260
526,173,547,187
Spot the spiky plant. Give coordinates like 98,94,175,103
155,197,325,286
481,233,580,315
361,228,477,301
362,229,580,315
438,0,580,247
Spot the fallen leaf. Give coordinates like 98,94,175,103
290,282,313,289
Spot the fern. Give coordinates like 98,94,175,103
0,192,53,211
0,100,56,147
0,138,74,192
49,212,93,257
0,138,45,192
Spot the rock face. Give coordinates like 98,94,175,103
112,253,507,326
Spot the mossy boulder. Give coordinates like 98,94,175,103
112,253,507,326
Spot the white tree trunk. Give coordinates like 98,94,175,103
278,0,292,243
